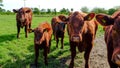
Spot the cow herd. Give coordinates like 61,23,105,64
13,7,120,68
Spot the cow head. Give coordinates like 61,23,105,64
33,27,48,45
96,11,120,66
52,15,67,33
55,22,66,33
67,11,95,42
13,8,31,27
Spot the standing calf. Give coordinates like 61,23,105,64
96,11,120,68
31,22,52,67
51,15,67,49
67,11,98,68
13,7,32,38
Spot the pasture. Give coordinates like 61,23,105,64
0,15,105,68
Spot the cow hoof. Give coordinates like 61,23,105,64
61,47,63,49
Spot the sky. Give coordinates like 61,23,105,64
2,0,120,12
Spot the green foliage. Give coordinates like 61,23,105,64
108,8,116,15
60,8,70,15
32,8,40,15
91,7,108,14
81,6,89,13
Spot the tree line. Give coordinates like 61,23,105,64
0,2,120,15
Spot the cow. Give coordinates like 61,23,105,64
96,11,120,68
67,11,98,68
51,15,67,49
13,7,32,38
29,22,52,67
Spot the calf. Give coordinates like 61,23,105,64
67,11,98,68
31,22,52,67
96,11,120,68
51,15,67,49
13,7,32,38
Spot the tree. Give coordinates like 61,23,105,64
71,8,73,12
32,8,40,14
60,8,70,14
108,8,116,15
46,8,51,14
53,8,57,15
91,7,107,14
81,6,89,13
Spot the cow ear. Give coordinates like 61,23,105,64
58,15,67,21
96,14,114,26
26,9,31,13
13,9,18,13
84,13,95,21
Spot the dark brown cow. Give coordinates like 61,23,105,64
96,11,120,68
13,7,32,38
51,15,67,49
67,11,98,68
30,22,52,67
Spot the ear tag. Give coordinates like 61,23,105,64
88,16,91,20
102,19,106,23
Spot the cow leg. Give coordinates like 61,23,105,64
25,25,28,38
56,37,59,48
44,48,48,65
61,37,64,49
34,45,39,67
69,42,76,68
29,23,31,29
48,39,51,53
17,24,20,38
84,43,92,68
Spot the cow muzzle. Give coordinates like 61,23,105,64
71,34,82,42
20,18,25,23
35,41,42,45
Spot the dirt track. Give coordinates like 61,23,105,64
89,35,109,68
63,35,110,68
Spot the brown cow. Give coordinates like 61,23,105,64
51,15,67,49
67,11,98,68
13,7,32,38
30,22,52,67
96,11,120,68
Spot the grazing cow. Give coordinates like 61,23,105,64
30,22,52,67
96,11,120,68
67,11,98,68
51,15,67,49
13,7,32,38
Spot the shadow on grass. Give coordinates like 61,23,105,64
26,44,71,68
1,38,71,68
0,34,16,43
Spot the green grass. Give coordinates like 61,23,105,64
0,15,104,68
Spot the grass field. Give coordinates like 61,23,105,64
0,15,104,68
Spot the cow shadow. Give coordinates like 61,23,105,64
1,45,71,68
0,34,16,43
27,44,70,68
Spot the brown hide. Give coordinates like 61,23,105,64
51,15,67,49
96,11,120,67
13,7,32,38
67,11,98,68
33,22,52,67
